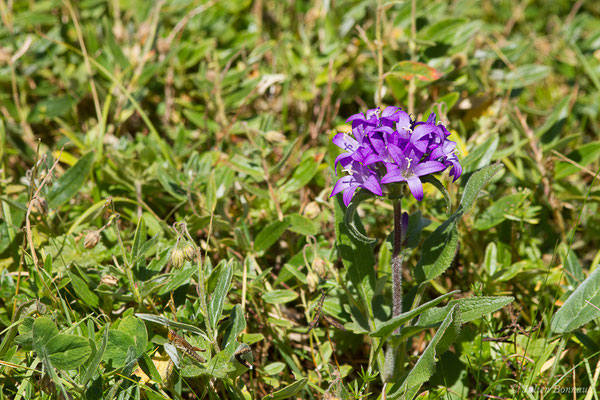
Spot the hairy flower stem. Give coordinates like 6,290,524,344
383,197,404,383
392,199,403,324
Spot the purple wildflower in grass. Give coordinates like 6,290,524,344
331,107,462,205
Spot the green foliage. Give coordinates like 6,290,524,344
1,0,599,399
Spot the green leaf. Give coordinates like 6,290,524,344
370,290,459,340
281,157,318,192
388,61,441,81
286,213,317,236
222,304,246,353
67,271,99,308
344,190,377,244
262,361,286,375
554,142,600,180
208,259,234,331
417,296,514,326
333,193,376,318
391,305,461,399
495,64,551,88
415,163,503,283
474,192,528,230
263,378,308,400
262,289,298,304
46,334,92,370
135,314,208,339
118,316,147,357
254,219,290,252
104,330,136,368
82,324,109,384
551,267,600,333
131,217,147,263
46,152,95,209
560,246,584,287
32,317,59,355
421,175,451,213
206,170,217,213
420,18,468,43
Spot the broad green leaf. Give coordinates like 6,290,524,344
263,378,308,400
262,290,298,304
286,213,317,236
370,290,459,340
32,317,59,355
415,163,503,283
118,316,147,357
254,219,290,252
474,192,528,230
263,361,286,375
46,334,92,370
461,136,499,174
46,152,95,209
417,296,514,326
222,304,246,353
389,61,441,81
104,330,136,368
421,175,451,213
158,262,196,295
208,259,234,331
333,193,376,318
551,267,600,333
390,306,461,399
344,190,377,244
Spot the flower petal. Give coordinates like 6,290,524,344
381,168,407,184
362,174,383,196
414,161,446,176
343,185,359,206
406,176,424,201
332,132,359,152
330,176,354,197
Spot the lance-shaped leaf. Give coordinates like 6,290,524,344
334,193,376,319
389,305,461,399
415,163,503,283
46,151,95,209
344,189,377,244
551,267,600,333
417,296,514,326
370,290,460,340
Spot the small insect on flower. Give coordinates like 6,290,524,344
167,330,205,364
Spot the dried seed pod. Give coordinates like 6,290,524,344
84,231,101,249
312,256,327,278
100,275,119,287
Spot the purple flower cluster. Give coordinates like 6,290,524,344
331,107,462,206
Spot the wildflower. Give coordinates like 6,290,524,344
330,107,462,205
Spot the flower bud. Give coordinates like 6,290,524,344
171,248,185,268
312,256,327,278
183,244,195,261
307,271,319,293
303,202,320,220
84,231,101,249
